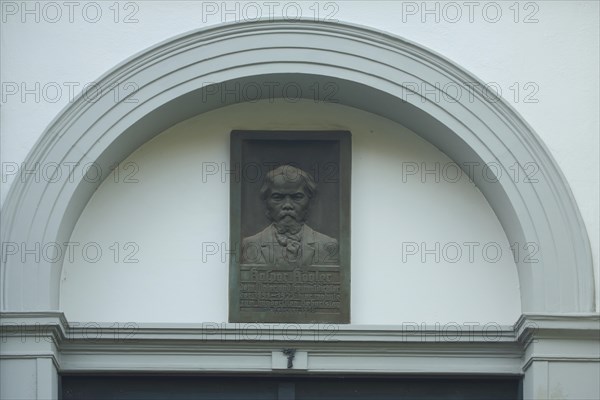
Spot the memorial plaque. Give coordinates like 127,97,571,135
229,131,351,323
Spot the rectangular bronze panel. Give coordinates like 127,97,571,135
229,131,351,323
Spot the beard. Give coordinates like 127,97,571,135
271,211,305,235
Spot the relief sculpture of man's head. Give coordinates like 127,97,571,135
260,165,317,235
241,164,338,267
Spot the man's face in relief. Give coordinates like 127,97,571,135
265,174,311,228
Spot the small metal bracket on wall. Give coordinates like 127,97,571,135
282,348,296,368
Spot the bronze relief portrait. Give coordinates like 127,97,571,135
241,164,339,268
230,131,350,323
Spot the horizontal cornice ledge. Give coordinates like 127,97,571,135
515,313,600,343
4,312,598,375
4,312,599,347
2,312,521,345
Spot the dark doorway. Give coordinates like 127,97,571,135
62,374,521,400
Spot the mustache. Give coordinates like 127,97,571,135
273,210,298,220
267,207,308,223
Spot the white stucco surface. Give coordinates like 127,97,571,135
2,4,599,399
2,1,598,310
58,100,522,324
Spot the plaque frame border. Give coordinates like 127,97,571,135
229,130,351,324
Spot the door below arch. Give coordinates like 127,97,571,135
61,374,522,399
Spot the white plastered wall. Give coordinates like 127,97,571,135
2,3,598,399
59,100,522,324
2,1,598,309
